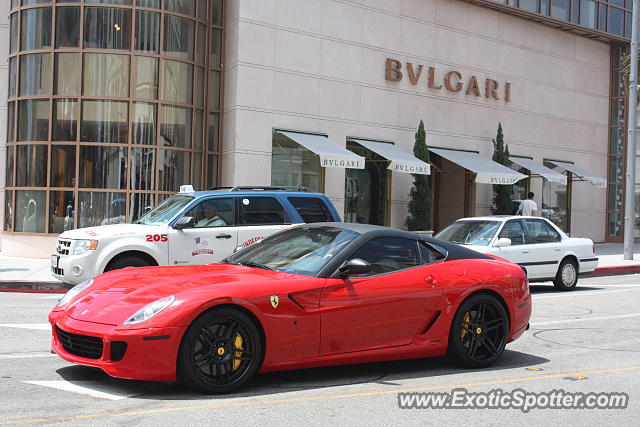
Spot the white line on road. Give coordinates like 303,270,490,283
22,381,139,400
531,312,640,327
0,323,51,331
0,352,56,359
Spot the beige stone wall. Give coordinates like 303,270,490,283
224,0,610,241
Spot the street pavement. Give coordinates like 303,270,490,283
0,274,638,425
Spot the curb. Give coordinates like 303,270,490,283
580,265,640,278
0,281,71,294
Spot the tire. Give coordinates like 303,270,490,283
104,255,150,272
448,293,509,369
178,307,263,394
553,258,578,291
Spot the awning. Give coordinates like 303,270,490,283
349,139,430,175
547,161,606,188
277,131,365,169
509,156,567,185
429,148,527,185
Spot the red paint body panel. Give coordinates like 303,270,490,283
49,257,531,382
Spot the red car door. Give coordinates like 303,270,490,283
319,237,445,355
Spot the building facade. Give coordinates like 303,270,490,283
0,0,636,257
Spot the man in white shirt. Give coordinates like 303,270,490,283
517,192,538,216
196,203,227,227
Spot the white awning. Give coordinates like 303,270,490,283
350,139,430,175
277,131,365,169
547,161,606,188
509,157,567,185
430,148,527,185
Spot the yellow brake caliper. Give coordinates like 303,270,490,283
461,312,470,339
232,333,244,371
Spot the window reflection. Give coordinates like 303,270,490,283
56,7,80,48
208,71,220,109
542,161,570,232
10,13,18,53
197,0,208,22
158,149,190,192
15,190,46,233
78,191,126,228
53,99,78,142
210,29,222,67
81,100,128,143
83,53,130,97
9,57,17,98
164,14,195,60
194,110,203,150
84,7,131,50
49,191,75,233
137,0,160,8
4,191,13,232
165,0,196,17
207,155,218,189
18,100,50,142
197,24,206,65
6,146,14,187
133,102,156,145
160,105,192,149
133,56,158,99
16,145,48,187
20,53,52,97
136,10,160,52
21,7,52,51
194,67,205,107
208,113,219,151
55,53,80,96
80,146,127,189
51,145,76,187
161,60,193,104
7,102,15,143
132,148,155,190
211,0,223,25
193,153,202,189
129,192,155,222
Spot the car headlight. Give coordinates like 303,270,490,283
73,239,99,255
57,279,93,307
123,295,175,325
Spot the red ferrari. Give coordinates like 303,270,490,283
49,223,531,394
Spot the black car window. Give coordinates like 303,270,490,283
419,241,447,265
524,219,561,243
237,197,288,225
349,237,421,275
184,198,233,228
288,197,333,222
498,219,526,246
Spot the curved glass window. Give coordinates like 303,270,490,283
21,7,52,51
129,192,155,223
83,53,130,97
10,13,18,53
7,103,15,143
133,56,158,99
135,10,160,52
79,146,127,189
158,149,190,192
16,145,48,187
161,60,193,104
56,7,80,48
51,145,76,188
164,14,195,60
86,0,132,4
137,0,160,8
131,148,156,190
208,113,219,151
165,0,195,17
8,57,17,99
15,190,46,233
84,7,131,50
18,100,50,142
210,29,222,67
160,105,191,148
211,0,223,26
55,53,80,96
81,100,128,143
49,191,75,233
6,147,14,187
133,102,156,145
23,0,52,4
4,191,13,232
19,53,52,97
78,191,126,228
53,99,78,142
208,71,221,109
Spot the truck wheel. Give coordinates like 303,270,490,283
105,256,150,272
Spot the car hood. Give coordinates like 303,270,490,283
58,223,164,240
62,264,283,326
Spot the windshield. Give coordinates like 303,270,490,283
435,221,500,246
225,226,359,277
133,195,195,226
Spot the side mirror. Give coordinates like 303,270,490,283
494,237,512,248
173,216,195,230
339,258,372,276
233,245,244,253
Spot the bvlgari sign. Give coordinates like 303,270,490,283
385,59,511,102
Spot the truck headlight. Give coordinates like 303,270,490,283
57,279,93,307
73,239,98,255
123,295,176,325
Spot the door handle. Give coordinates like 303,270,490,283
521,250,530,254
216,233,232,239
424,275,437,287
554,248,561,251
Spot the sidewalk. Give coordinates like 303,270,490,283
1,243,640,294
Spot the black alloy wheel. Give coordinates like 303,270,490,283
448,293,509,368
178,307,263,394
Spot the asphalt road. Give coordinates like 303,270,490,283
0,275,639,425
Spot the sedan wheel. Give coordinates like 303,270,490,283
449,294,509,368
178,307,262,394
553,259,578,291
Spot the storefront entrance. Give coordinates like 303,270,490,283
432,155,475,232
344,141,389,226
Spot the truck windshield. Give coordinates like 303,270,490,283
133,195,195,226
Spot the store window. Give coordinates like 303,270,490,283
50,145,76,187
79,146,127,189
164,14,195,60
21,7,52,51
53,99,78,142
84,7,132,50
133,56,158,99
56,7,80,48
135,10,160,52
78,191,126,228
15,190,46,233
19,53,52,97
81,100,128,143
161,60,193,104
271,132,322,192
18,100,50,142
83,53,130,98
55,53,80,96
542,161,571,232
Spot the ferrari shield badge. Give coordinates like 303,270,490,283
270,295,279,309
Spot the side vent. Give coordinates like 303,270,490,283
421,311,441,334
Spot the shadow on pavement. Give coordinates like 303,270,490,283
55,349,548,401
529,285,603,294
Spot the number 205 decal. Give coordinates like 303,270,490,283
146,234,168,242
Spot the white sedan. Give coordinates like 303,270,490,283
435,216,598,291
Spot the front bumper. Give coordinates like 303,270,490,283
51,250,101,285
49,311,186,382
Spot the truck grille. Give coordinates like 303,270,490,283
56,326,103,359
51,266,64,276
56,239,72,256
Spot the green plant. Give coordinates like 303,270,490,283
491,123,513,215
406,120,432,230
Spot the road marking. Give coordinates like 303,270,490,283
22,381,139,401
530,312,640,327
0,324,50,331
533,287,640,299
0,352,56,360
2,365,640,425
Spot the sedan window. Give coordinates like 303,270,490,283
524,219,561,243
349,237,421,275
498,220,526,245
